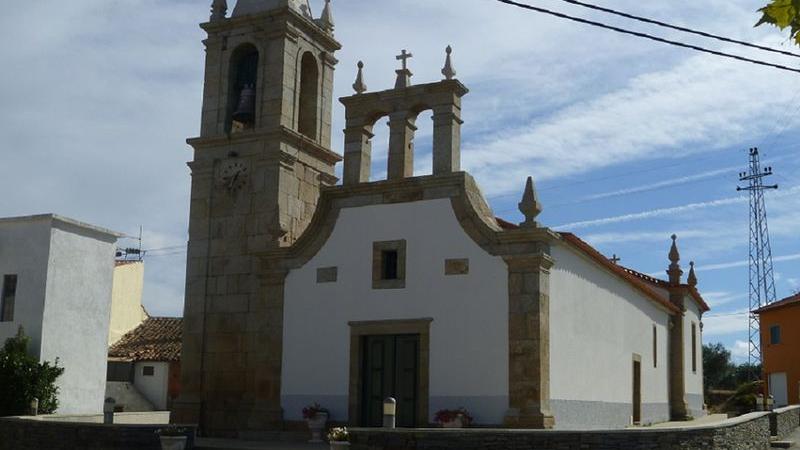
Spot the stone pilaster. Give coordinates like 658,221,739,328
432,104,463,175
387,112,416,180
668,291,689,421
343,125,374,185
504,254,555,429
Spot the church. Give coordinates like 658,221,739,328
172,0,709,435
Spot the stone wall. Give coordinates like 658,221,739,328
771,405,800,439
0,417,195,450
351,412,773,450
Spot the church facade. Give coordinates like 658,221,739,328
174,0,708,435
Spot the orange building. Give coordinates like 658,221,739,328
755,293,800,407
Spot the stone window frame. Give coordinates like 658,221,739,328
347,318,432,428
372,240,407,290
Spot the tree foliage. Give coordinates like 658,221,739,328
703,343,762,392
756,0,800,45
0,328,64,416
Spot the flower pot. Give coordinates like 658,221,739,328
330,442,351,450
307,412,329,443
159,435,188,450
441,416,465,429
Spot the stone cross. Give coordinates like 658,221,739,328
394,49,414,89
396,49,413,70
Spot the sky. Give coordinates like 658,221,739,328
1,0,799,363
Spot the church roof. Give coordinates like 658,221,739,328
753,292,800,314
493,217,707,314
108,317,182,362
621,266,710,313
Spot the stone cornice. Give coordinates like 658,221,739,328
257,171,558,269
340,80,469,108
187,126,343,165
200,7,341,52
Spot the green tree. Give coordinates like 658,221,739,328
703,343,736,391
756,0,800,45
0,328,64,416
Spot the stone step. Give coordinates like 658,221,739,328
770,440,795,449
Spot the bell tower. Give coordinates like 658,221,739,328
174,0,341,435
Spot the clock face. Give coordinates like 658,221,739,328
220,161,249,192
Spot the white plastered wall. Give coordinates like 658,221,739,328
40,221,117,415
549,242,671,429
108,262,147,346
133,362,170,410
0,218,52,357
282,199,509,424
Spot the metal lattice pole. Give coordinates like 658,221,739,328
737,148,778,376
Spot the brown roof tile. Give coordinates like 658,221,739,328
108,317,182,362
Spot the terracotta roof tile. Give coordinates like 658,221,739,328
753,292,800,314
108,317,182,362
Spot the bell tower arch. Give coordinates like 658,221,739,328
174,0,341,435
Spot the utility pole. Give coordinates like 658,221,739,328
737,147,778,375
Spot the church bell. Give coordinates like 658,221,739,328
232,84,256,124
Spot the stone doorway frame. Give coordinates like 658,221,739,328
348,318,432,427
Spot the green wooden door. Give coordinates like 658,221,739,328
362,334,419,427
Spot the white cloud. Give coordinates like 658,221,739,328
702,292,747,308
730,340,751,360
703,310,750,336
556,185,800,231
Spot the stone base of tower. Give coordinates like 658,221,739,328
171,397,284,437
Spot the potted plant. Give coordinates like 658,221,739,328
327,427,350,449
156,426,188,450
434,407,473,428
303,402,330,443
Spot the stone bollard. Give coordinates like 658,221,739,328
29,398,38,416
757,394,765,411
104,398,116,424
383,397,397,429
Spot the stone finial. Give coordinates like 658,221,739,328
442,45,457,80
518,176,543,228
688,261,698,287
319,0,334,32
667,234,683,286
394,49,414,89
210,0,228,21
353,61,367,94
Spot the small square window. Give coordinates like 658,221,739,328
1,275,17,322
382,250,399,280
142,366,155,377
770,325,781,345
372,240,406,289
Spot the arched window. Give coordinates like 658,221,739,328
298,52,319,139
229,44,259,131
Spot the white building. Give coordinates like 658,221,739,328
0,214,121,415
174,0,709,434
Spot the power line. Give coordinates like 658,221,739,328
551,0,800,59
495,0,800,75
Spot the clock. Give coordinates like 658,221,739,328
220,160,249,192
